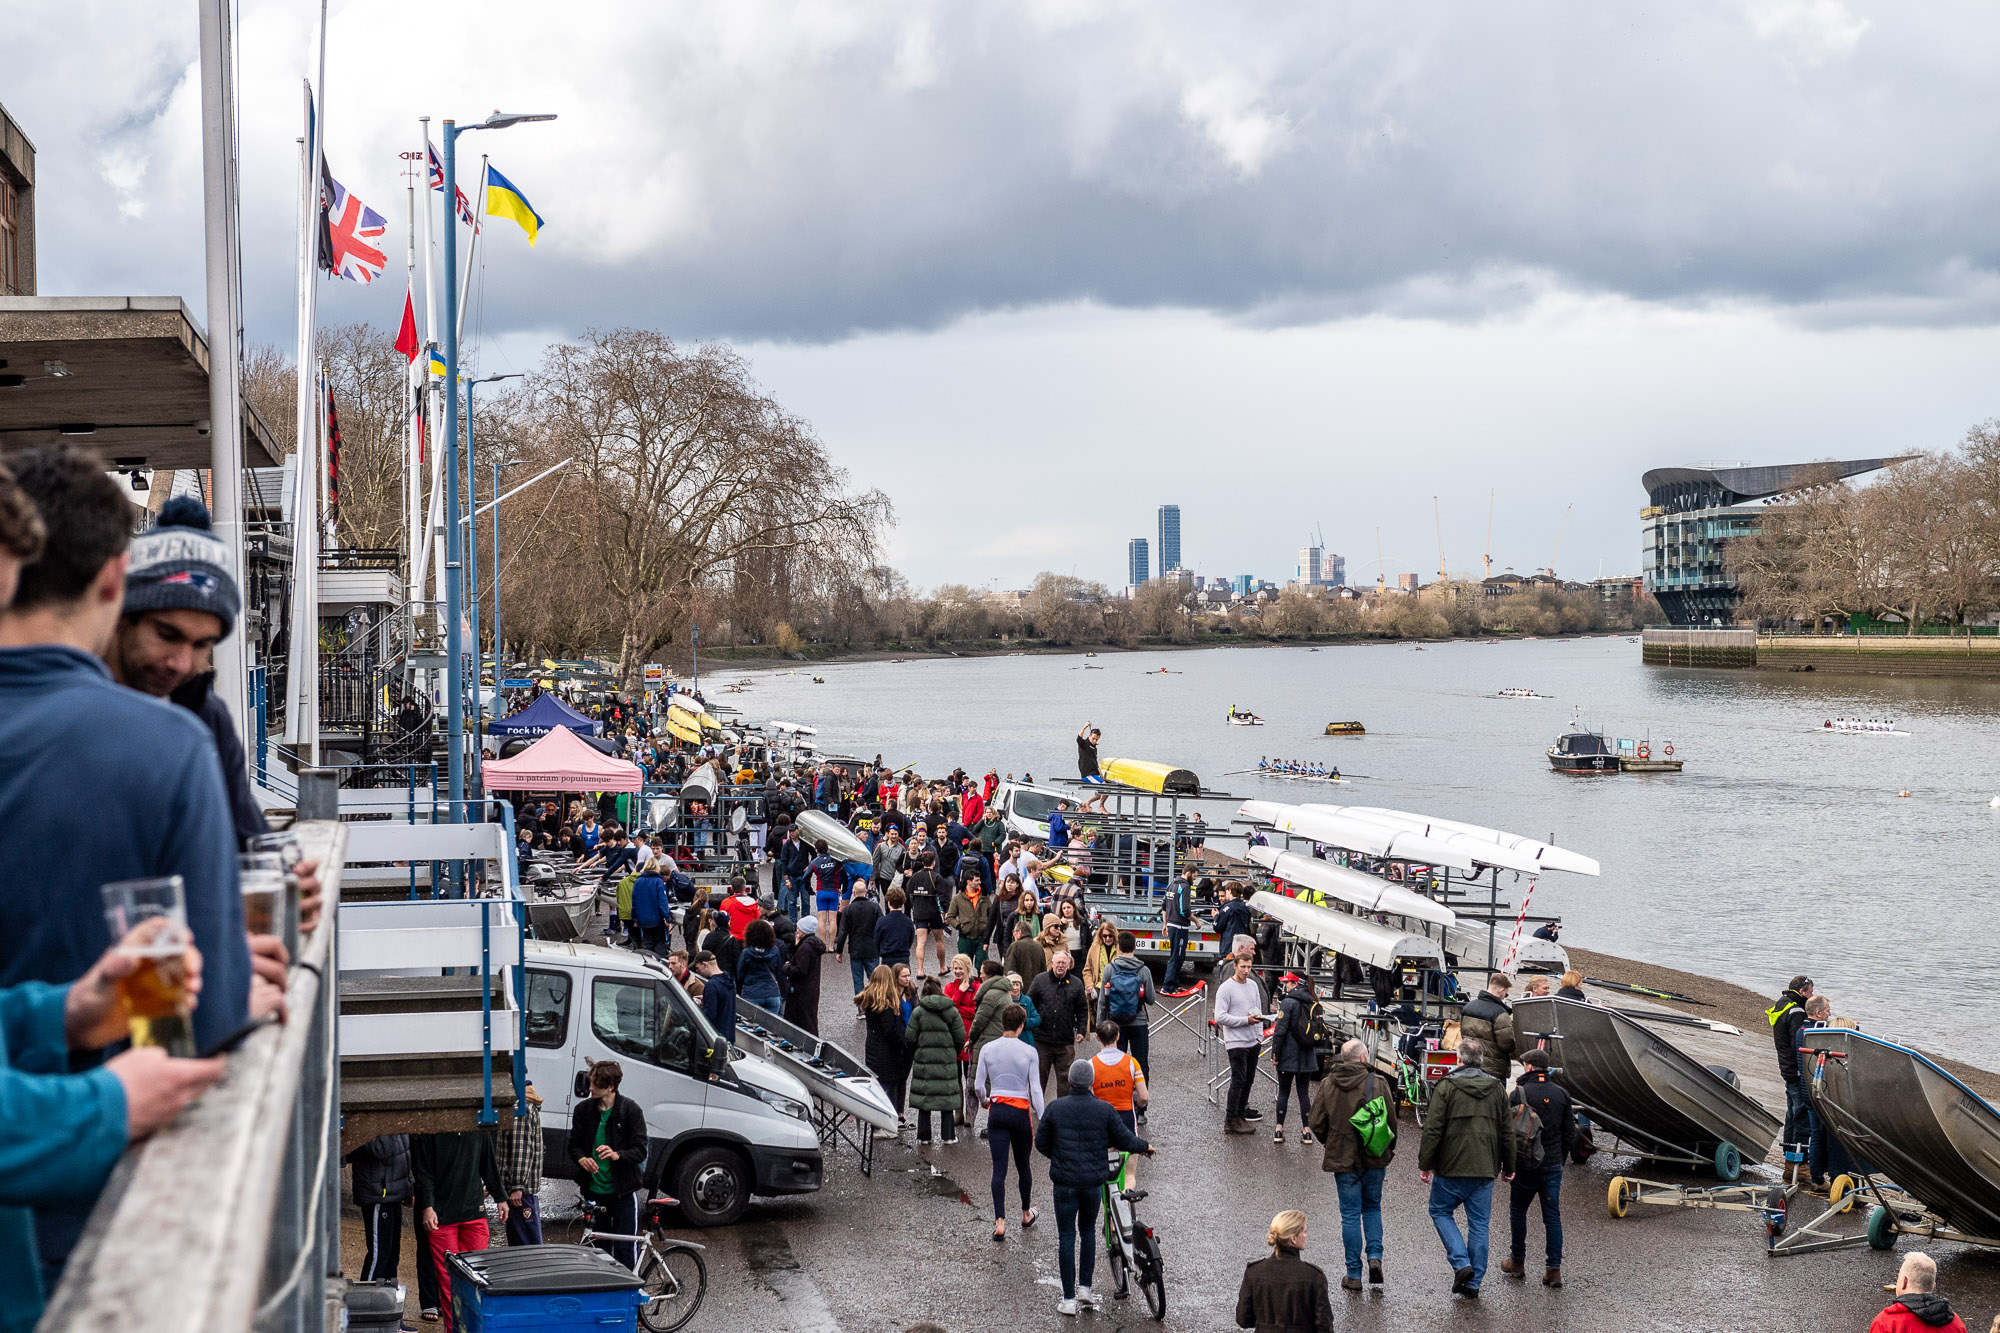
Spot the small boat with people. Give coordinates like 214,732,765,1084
1820,717,1909,735
1497,688,1552,699
1323,720,1366,735
1225,705,1265,726
1247,756,1343,782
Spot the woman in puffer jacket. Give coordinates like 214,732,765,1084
905,976,968,1145
736,919,786,1015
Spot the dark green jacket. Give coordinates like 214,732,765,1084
904,993,967,1112
1308,1060,1398,1176
1417,1067,1515,1179
965,975,1015,1069
412,1131,507,1226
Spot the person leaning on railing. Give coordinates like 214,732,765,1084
0,933,227,1333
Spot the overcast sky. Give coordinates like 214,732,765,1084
11,0,2000,588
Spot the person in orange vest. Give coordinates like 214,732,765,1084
1087,1019,1149,1188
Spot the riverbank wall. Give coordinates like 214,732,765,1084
1643,627,2000,677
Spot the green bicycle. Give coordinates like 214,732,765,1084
1100,1152,1166,1320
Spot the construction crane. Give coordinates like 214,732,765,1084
1433,496,1447,584
1546,502,1573,578
1483,489,1494,581
1375,527,1385,594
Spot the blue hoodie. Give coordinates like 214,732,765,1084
630,872,669,928
0,644,249,1280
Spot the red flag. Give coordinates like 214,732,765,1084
395,287,419,363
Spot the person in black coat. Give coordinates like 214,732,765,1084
785,918,827,1033
345,1134,412,1284
1500,1049,1577,1288
834,884,882,997
1270,974,1322,1144
855,964,910,1129
1034,1059,1152,1311
1236,1210,1335,1333
568,1061,651,1269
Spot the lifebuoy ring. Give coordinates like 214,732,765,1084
1663,743,1674,756
1637,744,1650,760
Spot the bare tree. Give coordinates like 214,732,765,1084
520,329,890,689
1025,573,1106,644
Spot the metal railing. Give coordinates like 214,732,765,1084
40,814,347,1333
318,546,400,571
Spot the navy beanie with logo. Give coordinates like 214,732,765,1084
124,495,242,638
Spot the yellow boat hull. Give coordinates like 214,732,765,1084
1100,757,1201,796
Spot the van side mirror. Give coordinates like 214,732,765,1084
573,1070,591,1100
706,1045,731,1080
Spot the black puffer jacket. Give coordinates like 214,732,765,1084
1234,1246,1335,1333
1770,988,1811,1083
1271,982,1321,1075
347,1134,412,1204
1457,991,1516,1078
1027,969,1088,1045
1034,1088,1149,1186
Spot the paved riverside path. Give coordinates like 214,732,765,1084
517,959,2000,1333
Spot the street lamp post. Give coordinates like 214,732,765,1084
440,111,554,824
465,371,520,794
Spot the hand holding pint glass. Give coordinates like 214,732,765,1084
101,876,197,1058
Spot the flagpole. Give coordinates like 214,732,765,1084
198,0,250,754
441,120,466,826
454,157,487,346
419,116,445,670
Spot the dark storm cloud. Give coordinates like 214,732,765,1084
14,1,2000,344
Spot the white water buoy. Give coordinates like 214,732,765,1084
1990,796,2000,809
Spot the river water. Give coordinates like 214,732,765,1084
724,638,1999,1064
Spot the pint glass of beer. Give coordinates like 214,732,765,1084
239,854,285,938
101,876,195,1057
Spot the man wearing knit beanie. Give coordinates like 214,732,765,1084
108,497,268,845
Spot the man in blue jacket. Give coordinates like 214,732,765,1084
630,867,669,954
1035,1058,1153,1315
0,448,251,1283
776,824,813,921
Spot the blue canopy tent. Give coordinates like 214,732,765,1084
488,693,603,738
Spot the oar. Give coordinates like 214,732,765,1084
1585,976,1714,1008
1605,1006,1741,1036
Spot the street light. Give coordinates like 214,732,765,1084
440,111,554,825
465,371,522,794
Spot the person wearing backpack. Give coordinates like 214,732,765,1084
1308,1039,1398,1291
1101,932,1155,1119
1499,1048,1575,1289
1270,973,1323,1145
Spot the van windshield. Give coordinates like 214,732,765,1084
1008,790,1059,823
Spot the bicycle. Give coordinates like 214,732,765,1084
1099,1152,1166,1320
579,1195,709,1332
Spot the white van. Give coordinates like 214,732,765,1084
994,779,1074,843
522,940,823,1226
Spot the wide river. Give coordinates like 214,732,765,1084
726,638,1999,1064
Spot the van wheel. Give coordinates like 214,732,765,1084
676,1147,749,1227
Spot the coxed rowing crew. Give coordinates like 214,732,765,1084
1257,757,1341,777
1823,717,1899,732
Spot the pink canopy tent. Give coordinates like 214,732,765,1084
483,725,643,793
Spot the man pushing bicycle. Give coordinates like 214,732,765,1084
1036,1058,1154,1316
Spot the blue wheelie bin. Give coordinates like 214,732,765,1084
447,1244,646,1331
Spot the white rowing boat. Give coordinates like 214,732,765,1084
1248,890,1447,973
1239,800,1479,874
1339,805,1601,876
796,809,873,864
1246,845,1455,927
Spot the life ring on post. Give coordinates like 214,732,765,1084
1637,744,1650,760
1663,743,1674,756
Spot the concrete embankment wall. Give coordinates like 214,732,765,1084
1643,627,2000,676
1756,634,2000,678
1641,628,1756,668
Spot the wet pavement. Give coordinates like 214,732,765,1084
531,969,2000,1333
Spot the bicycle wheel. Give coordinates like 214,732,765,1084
638,1244,708,1333
1138,1238,1167,1321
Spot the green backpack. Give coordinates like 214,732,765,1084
1348,1071,1396,1159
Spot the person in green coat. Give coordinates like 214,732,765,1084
905,977,968,1145
963,963,1016,1110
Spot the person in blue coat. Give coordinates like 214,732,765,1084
630,869,669,955
694,951,738,1043
1035,1059,1153,1314
0,934,228,1331
735,920,786,1015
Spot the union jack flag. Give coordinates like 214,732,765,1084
426,142,480,230
317,164,387,284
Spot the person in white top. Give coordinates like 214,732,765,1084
1214,953,1270,1134
973,1004,1046,1240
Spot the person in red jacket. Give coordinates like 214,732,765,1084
719,878,762,940
1869,1254,1969,1333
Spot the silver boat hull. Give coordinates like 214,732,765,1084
1516,996,1779,1164
1802,1028,2000,1242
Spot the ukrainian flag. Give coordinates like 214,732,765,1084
485,167,545,246
429,350,448,378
